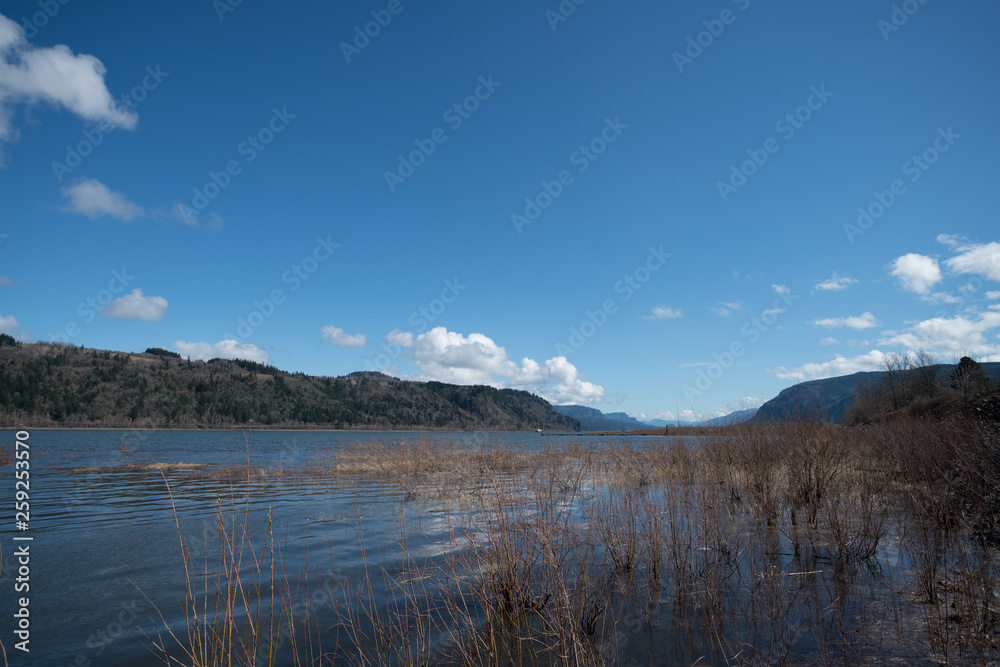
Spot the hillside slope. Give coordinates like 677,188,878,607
754,363,1000,423
0,343,580,431
553,405,651,432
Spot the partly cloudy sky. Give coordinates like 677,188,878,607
1,1,998,418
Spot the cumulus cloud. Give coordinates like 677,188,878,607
174,339,270,364
61,178,144,221
811,312,878,331
772,284,790,295
889,253,942,295
321,325,367,348
814,272,858,292
388,326,604,405
944,241,1000,282
771,350,888,382
0,312,29,340
879,312,1000,361
100,289,167,322
986,291,1000,300
0,13,136,161
644,305,683,320
819,337,839,346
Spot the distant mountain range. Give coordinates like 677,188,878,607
553,404,758,431
753,362,1000,423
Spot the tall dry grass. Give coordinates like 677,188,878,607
147,417,1000,665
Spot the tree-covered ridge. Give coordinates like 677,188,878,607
0,343,580,431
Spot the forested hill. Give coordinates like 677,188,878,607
0,340,580,431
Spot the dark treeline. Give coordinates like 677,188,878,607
846,352,997,425
0,342,580,431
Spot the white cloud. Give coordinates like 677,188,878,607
811,312,877,330
819,337,839,346
321,325,367,349
771,350,888,382
644,305,683,320
385,329,414,347
890,253,942,295
388,326,604,405
160,203,223,229
879,311,1000,361
986,291,1000,300
709,301,743,317
0,312,29,340
772,284,790,295
814,272,858,292
944,241,1000,282
936,233,968,249
0,13,136,161
923,292,962,305
61,178,144,221
101,289,167,322
678,409,703,422
174,339,270,364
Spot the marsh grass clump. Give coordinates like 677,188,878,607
148,417,1000,665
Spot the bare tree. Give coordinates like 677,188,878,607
913,350,939,399
882,352,913,410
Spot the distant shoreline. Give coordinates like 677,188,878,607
0,426,577,434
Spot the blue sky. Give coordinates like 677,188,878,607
1,0,999,421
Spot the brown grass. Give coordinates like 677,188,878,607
145,417,1000,665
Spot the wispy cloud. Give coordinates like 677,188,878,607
814,272,858,292
321,325,368,348
644,305,683,320
60,178,144,221
810,312,878,330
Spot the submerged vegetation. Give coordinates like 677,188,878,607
146,414,1000,665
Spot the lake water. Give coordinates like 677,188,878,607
0,428,964,666
0,428,613,666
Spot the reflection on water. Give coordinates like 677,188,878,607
0,429,996,665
